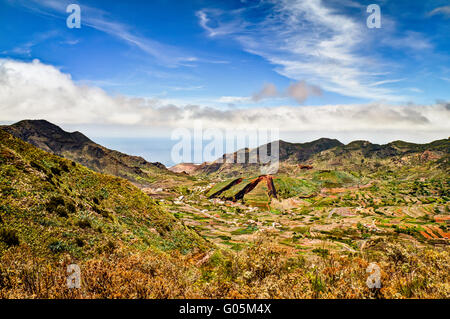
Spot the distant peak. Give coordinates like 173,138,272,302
346,140,373,147
10,119,92,143
12,119,64,131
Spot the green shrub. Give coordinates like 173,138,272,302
0,228,20,247
30,160,44,172
45,196,65,212
312,248,329,258
55,206,68,218
67,202,77,214
50,166,62,176
75,237,84,247
76,219,91,229
48,240,67,253
61,163,70,172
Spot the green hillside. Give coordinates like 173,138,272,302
0,129,207,259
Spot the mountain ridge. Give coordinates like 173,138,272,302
1,120,185,187
172,136,449,176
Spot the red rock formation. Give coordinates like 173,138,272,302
234,175,277,200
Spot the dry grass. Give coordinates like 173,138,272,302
1,234,448,299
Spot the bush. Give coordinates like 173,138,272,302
45,196,65,212
30,160,44,172
0,228,20,247
50,166,62,176
75,237,84,247
67,202,77,214
76,219,91,229
48,240,67,253
312,248,329,258
55,206,68,218
61,163,70,172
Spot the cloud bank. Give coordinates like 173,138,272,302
0,59,449,138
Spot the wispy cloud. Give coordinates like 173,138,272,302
216,96,251,104
196,0,432,101
196,9,246,37
381,31,433,51
1,30,59,56
428,5,450,18
167,85,205,92
9,0,197,66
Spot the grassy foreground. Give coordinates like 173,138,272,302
1,234,448,298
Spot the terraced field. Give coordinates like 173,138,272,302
157,166,449,259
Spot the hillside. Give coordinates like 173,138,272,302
190,138,343,177
1,120,190,187
309,138,450,172
0,129,207,260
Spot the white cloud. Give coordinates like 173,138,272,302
1,30,59,56
0,59,449,140
196,0,430,101
429,6,450,18
216,96,251,104
408,88,424,93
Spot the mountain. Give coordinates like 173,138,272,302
0,129,207,259
311,138,450,171
1,120,187,187
168,163,201,174
189,137,449,177
190,138,343,177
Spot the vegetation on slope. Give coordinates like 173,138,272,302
0,129,207,260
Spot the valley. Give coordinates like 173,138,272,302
0,120,449,298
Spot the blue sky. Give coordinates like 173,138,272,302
1,0,449,106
